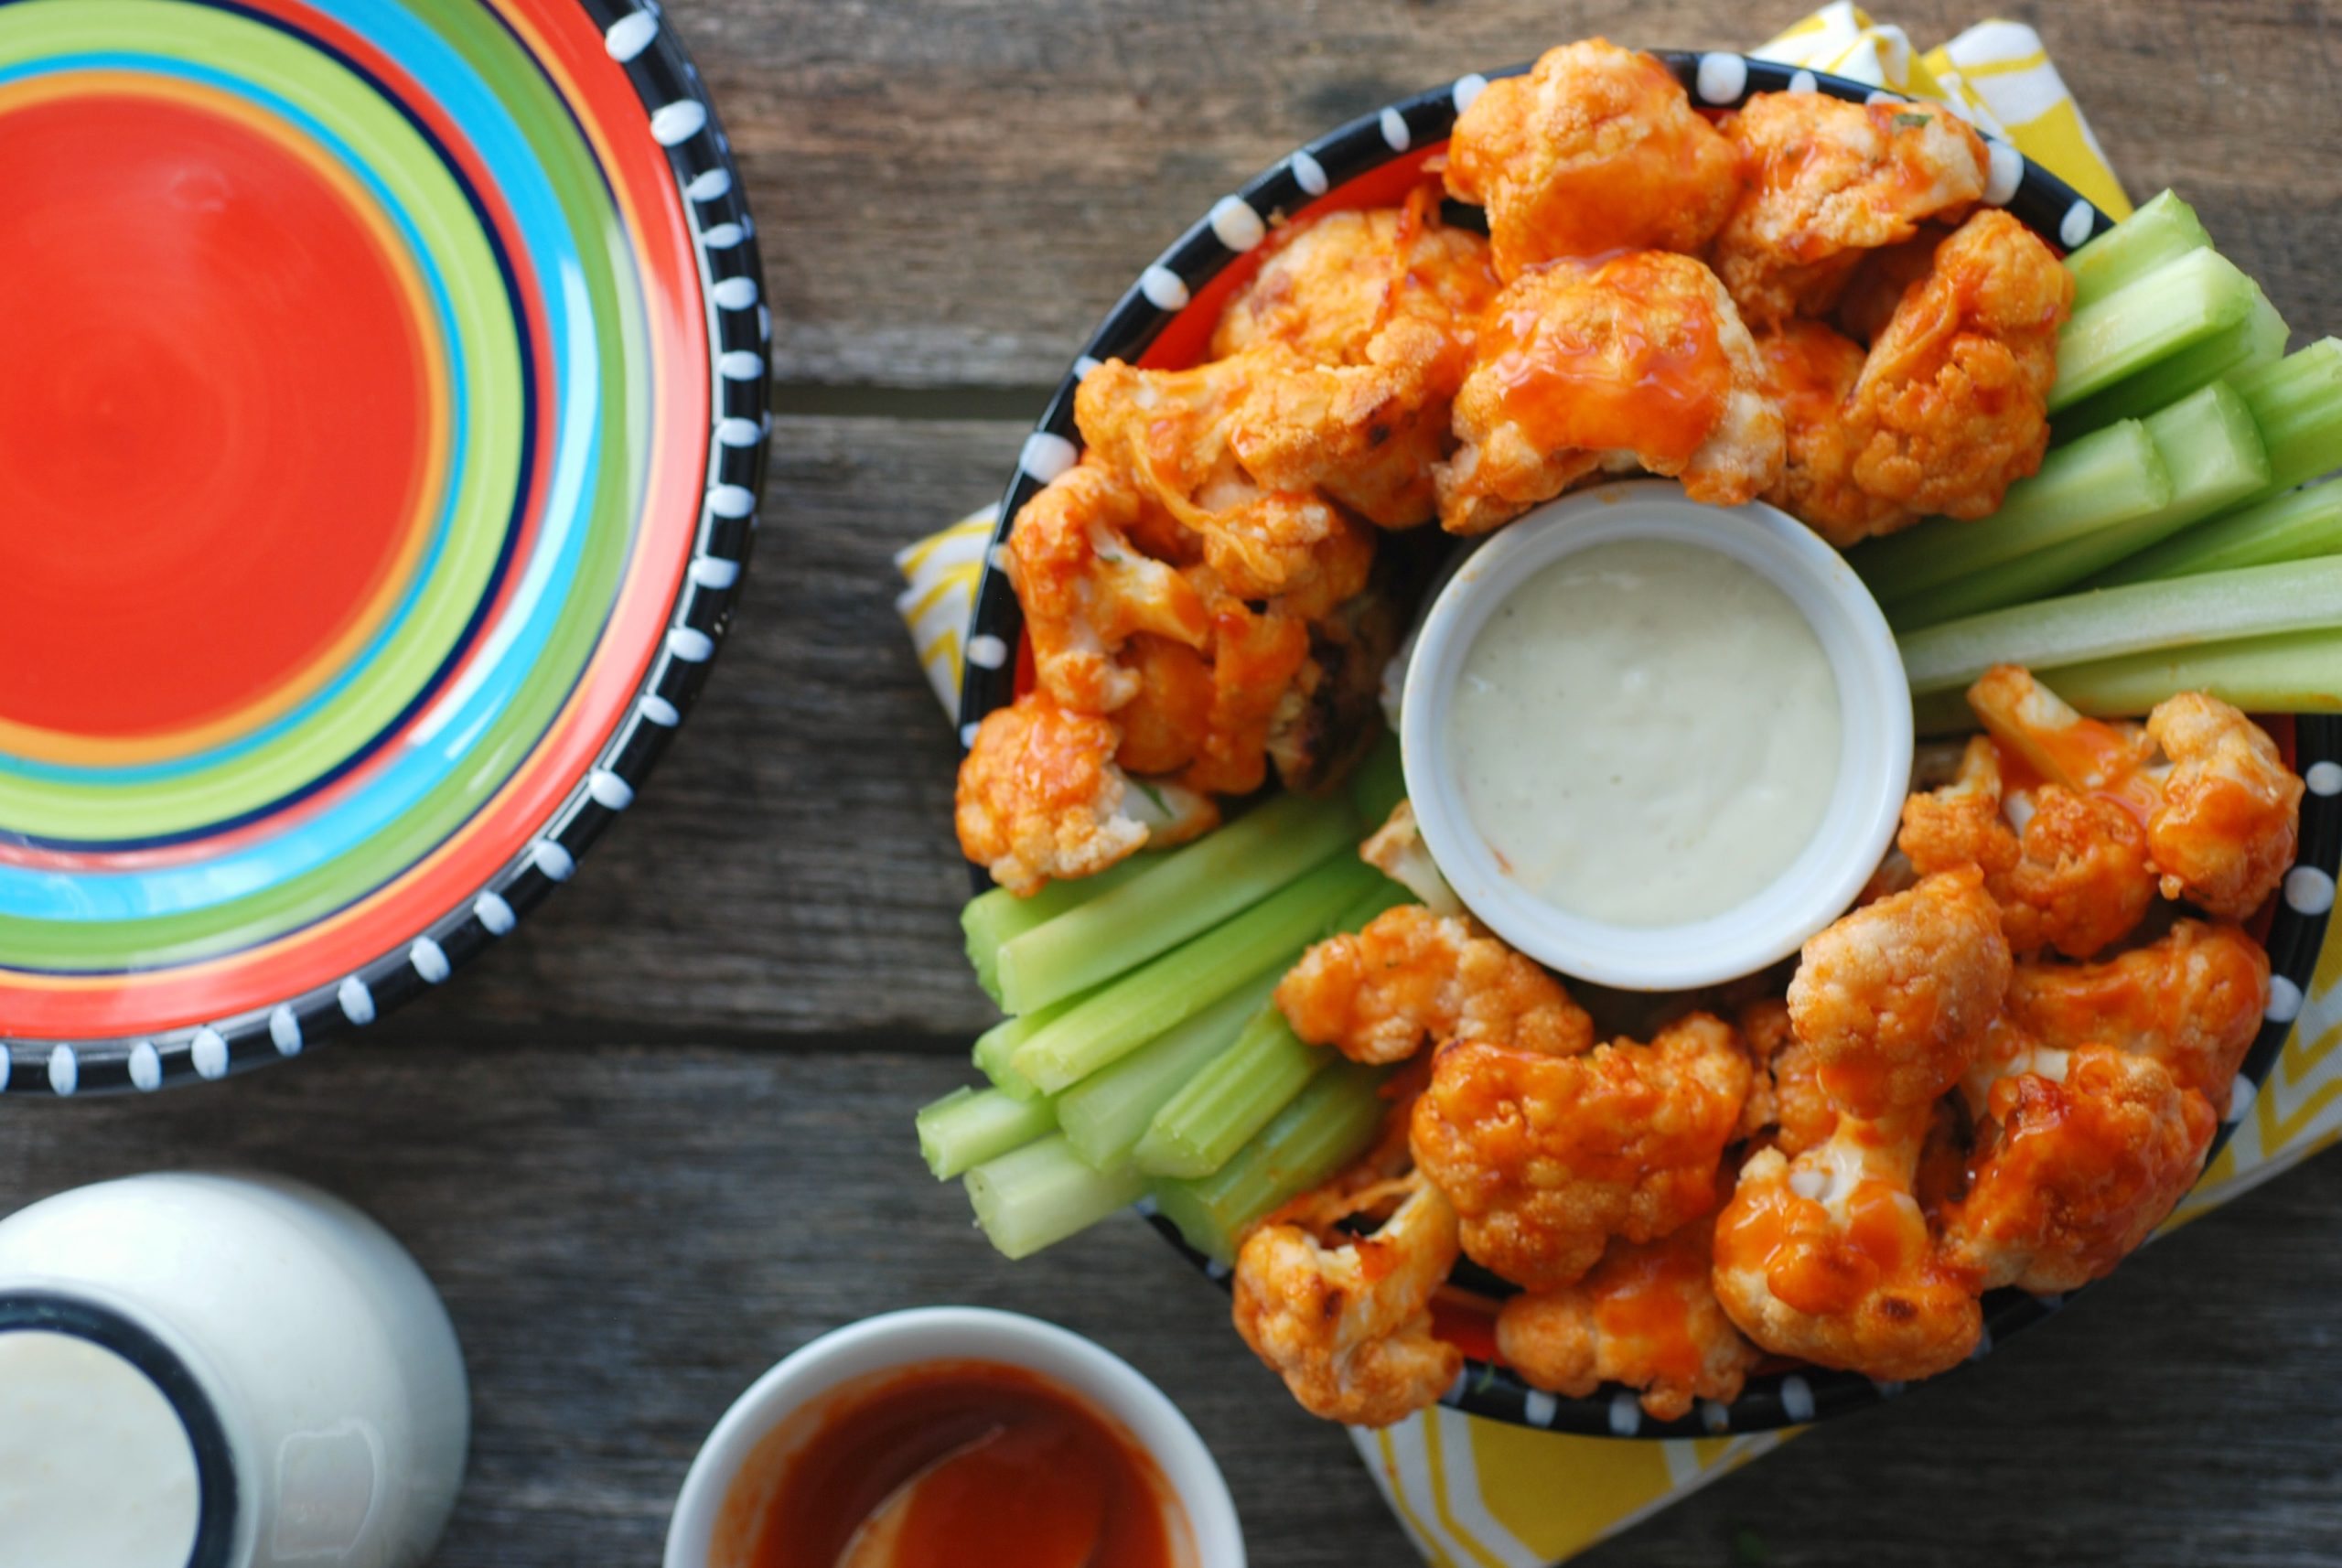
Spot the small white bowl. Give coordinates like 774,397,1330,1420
1402,479,1912,991
662,1307,1243,1568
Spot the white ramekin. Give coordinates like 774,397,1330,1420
1402,479,1912,991
663,1307,1244,1568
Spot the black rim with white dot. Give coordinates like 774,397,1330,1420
961,54,2336,1434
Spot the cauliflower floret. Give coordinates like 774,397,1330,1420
1435,252,1784,533
955,693,1216,896
1787,867,2014,1118
1359,800,1462,917
1445,38,1742,278
1737,997,1839,1156
1411,1012,1750,1290
1840,210,2070,521
1231,1173,1463,1427
1967,669,2304,923
1075,353,1380,598
2145,692,2304,919
2004,920,2270,1117
1176,579,1313,797
1210,187,1499,371
1899,734,2156,960
1754,317,1912,546
1005,458,1210,714
1113,632,1215,777
1496,1212,1761,1423
1263,585,1402,795
1711,94,1988,328
1940,1043,2216,1294
1276,905,1590,1066
1712,1104,1982,1380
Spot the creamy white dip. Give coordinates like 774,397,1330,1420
1447,538,1842,929
0,1330,200,1568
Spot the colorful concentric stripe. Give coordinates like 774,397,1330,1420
0,0,764,1088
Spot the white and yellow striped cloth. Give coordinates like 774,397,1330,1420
891,16,2342,1564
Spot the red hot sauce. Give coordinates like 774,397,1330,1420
718,1360,1185,1568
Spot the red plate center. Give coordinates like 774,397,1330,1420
0,86,435,746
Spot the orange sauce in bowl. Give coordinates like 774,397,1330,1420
713,1360,1185,1568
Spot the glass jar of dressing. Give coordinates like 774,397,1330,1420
0,1172,469,1568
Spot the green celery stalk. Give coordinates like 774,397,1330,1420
964,1133,1146,1260
1899,555,2342,695
1011,855,1380,1094
1889,382,2267,628
1855,421,2169,605
994,791,1357,1015
917,1086,1058,1179
2049,248,2257,413
2097,480,2342,585
2029,626,2342,715
1056,972,1280,1170
972,984,1101,1100
962,853,1157,1004
2065,189,2212,310
1349,732,1408,826
2054,282,2286,438
2231,337,2342,492
1133,1004,1329,1180
1151,1063,1393,1263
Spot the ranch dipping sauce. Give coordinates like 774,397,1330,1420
1448,536,1842,928
0,1330,199,1568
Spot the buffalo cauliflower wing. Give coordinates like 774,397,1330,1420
1710,94,1988,328
1435,252,1785,532
1754,317,1912,545
2145,692,2304,919
1445,38,1742,278
1496,1212,1762,1422
1276,905,1591,1066
955,693,1217,895
1411,1012,1750,1290
1786,867,2014,1118
1737,996,1839,1157
1940,1043,2215,1294
1713,1104,1982,1380
1837,209,2070,523
1232,1173,1464,1426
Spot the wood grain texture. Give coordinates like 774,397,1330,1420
685,0,2342,390
5,1044,2342,1568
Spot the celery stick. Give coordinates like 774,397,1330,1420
972,985,1100,1099
1134,1005,1329,1180
2049,248,2257,413
964,1134,1146,1260
2065,189,2212,311
2031,626,2342,715
2055,283,2286,438
1894,382,2268,626
1057,972,1280,1170
918,1086,1058,1179
2099,481,2342,585
1152,1063,1392,1263
1011,856,1380,1093
962,853,1157,1004
994,791,1357,1015
1856,421,2169,605
1899,555,2342,695
1349,732,1407,825
2233,338,2342,492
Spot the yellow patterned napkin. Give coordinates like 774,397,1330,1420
888,16,2342,1566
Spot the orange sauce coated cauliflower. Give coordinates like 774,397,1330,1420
2145,692,2304,919
1445,38,1742,278
1411,1012,1750,1290
1275,905,1592,1066
1232,1174,1464,1426
1496,1213,1761,1422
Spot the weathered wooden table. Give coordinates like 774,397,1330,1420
9,3,2342,1563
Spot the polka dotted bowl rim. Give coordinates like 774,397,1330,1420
954,50,2342,1435
0,0,768,1099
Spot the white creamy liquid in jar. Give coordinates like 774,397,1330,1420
1448,537,1842,928
0,1330,201,1568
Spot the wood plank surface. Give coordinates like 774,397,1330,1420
10,3,2342,1567
5,1044,2342,1568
